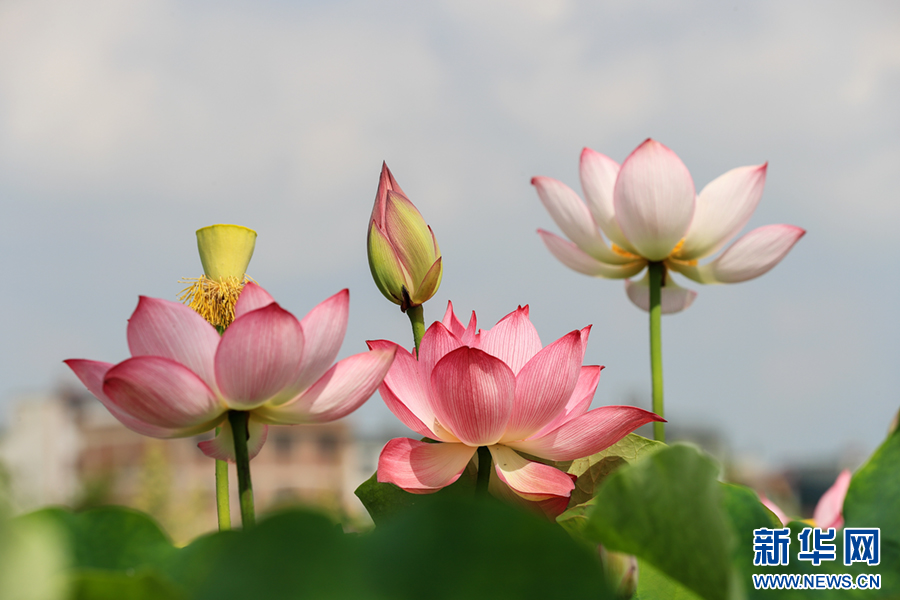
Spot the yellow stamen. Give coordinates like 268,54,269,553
178,275,253,329
610,243,641,260
667,238,699,266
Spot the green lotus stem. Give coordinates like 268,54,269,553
407,304,426,357
228,411,256,528
649,261,665,442
213,327,232,529
476,446,492,496
215,429,231,531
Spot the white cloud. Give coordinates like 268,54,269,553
0,0,448,203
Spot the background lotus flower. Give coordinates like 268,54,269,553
533,138,805,314
367,162,442,313
759,469,852,529
369,302,663,514
66,283,396,462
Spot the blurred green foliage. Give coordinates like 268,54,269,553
0,431,897,599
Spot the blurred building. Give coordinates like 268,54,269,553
0,388,393,541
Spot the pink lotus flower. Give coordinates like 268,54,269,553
760,469,852,529
65,283,396,461
369,302,663,513
533,139,805,314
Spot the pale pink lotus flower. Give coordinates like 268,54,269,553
66,283,396,462
533,139,805,314
369,302,663,514
760,469,852,529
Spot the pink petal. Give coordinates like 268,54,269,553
429,347,515,447
502,330,583,442
440,302,479,346
507,405,664,461
479,305,542,374
613,139,696,261
197,415,269,462
378,380,442,440
532,365,603,438
578,325,592,361
102,356,225,431
441,301,467,338
366,340,442,440
488,444,574,501
215,303,304,410
463,322,480,346
65,359,182,438
126,296,221,391
256,347,396,424
288,289,350,398
487,466,574,519
624,271,697,314
678,164,768,261
538,230,646,279
370,162,407,228
758,493,789,526
580,147,635,252
377,438,476,494
418,321,465,382
813,469,851,530
234,282,276,320
707,225,806,284
532,176,633,265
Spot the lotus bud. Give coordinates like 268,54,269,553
179,224,257,329
599,546,639,599
367,163,442,312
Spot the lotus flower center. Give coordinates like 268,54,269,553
667,238,698,266
178,275,251,329
610,243,641,260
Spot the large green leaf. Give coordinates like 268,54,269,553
359,495,615,599
556,434,665,539
556,433,665,507
0,510,70,600
842,428,900,597
635,558,704,600
68,570,185,600
721,483,782,571
355,455,477,525
155,499,614,599
844,428,900,534
184,510,372,600
18,506,177,572
583,444,734,600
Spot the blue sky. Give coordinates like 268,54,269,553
1,0,897,466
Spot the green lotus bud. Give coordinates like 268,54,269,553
367,163,442,312
599,545,639,599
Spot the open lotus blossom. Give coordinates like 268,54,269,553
759,469,852,529
66,283,396,462
533,139,805,314
369,302,663,513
